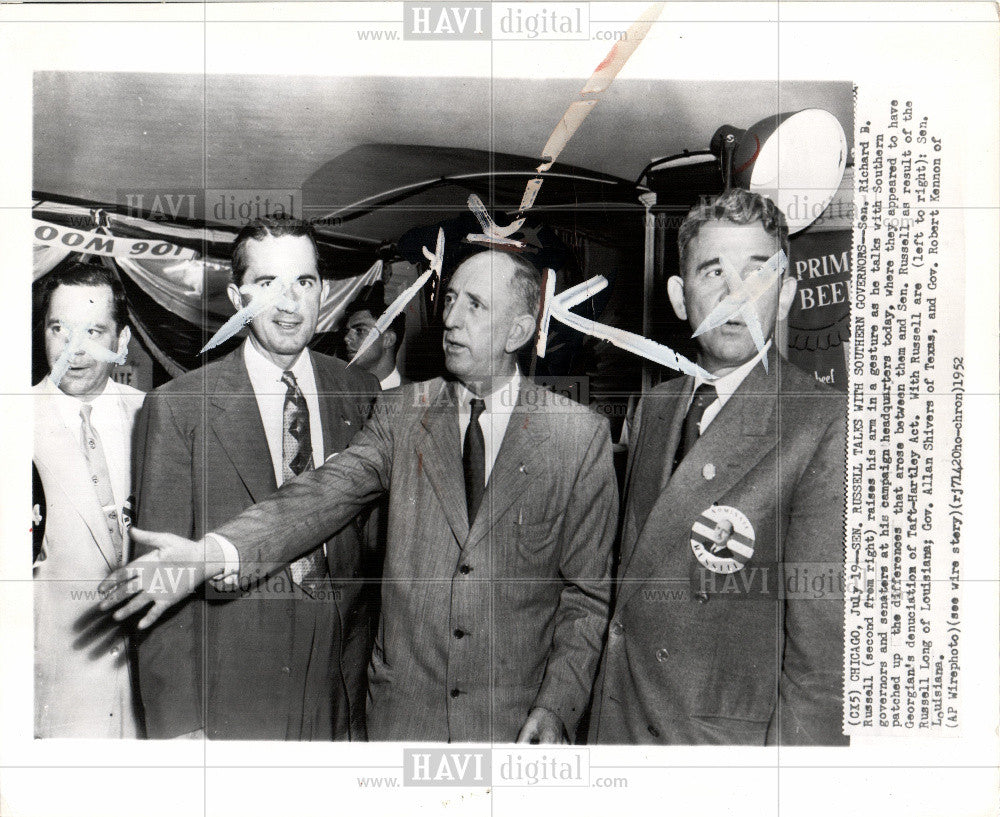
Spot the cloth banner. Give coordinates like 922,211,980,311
113,256,383,335
33,219,197,262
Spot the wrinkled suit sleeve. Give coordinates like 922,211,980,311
213,393,395,587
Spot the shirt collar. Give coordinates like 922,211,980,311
243,338,311,389
694,340,771,403
380,368,402,390
49,376,116,430
454,369,522,415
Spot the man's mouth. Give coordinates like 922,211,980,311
273,317,302,330
443,337,467,354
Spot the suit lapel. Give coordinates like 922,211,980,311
311,353,358,460
465,383,550,551
415,381,469,545
209,350,277,503
617,357,779,609
620,377,690,570
33,383,119,571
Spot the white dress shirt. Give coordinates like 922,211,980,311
455,370,521,485
243,339,325,487
379,368,402,390
51,377,131,515
689,340,771,435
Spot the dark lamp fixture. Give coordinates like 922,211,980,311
711,108,847,234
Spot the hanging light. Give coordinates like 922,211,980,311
711,108,848,234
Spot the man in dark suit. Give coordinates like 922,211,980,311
340,285,409,390
103,249,617,744
132,218,379,740
592,189,848,746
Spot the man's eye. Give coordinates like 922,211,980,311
299,279,315,288
259,280,271,288
706,268,723,278
88,328,102,337
443,294,455,306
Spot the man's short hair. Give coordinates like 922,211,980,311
460,250,541,320
677,188,790,277
36,261,129,333
345,294,405,354
230,217,321,286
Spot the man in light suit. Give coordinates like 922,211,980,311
33,262,142,738
592,189,848,746
102,250,617,744
132,218,379,741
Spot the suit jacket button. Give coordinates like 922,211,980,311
459,564,472,575
647,724,661,738
610,621,624,636
655,648,669,662
694,591,710,604
703,463,716,480
450,688,461,698
453,629,465,639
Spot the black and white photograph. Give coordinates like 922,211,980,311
1,3,997,817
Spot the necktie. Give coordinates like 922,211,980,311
463,398,486,524
79,403,123,565
281,371,326,589
673,383,718,472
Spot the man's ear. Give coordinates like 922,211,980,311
776,276,798,322
320,278,330,301
504,313,537,354
666,275,688,321
115,324,132,358
226,282,244,313
380,329,396,353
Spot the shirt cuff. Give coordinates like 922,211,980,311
205,532,239,579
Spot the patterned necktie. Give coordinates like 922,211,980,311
79,403,123,565
463,398,486,524
281,371,326,588
673,383,719,472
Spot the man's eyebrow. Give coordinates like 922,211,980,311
694,257,722,272
749,254,772,263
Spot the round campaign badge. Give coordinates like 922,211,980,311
690,505,756,574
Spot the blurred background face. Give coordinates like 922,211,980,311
343,308,381,369
44,283,124,400
674,220,786,375
441,254,520,386
230,234,322,366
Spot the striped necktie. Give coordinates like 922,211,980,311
79,403,123,565
281,371,327,589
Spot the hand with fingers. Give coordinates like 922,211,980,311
516,707,569,745
97,528,225,630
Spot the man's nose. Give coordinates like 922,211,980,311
443,303,462,329
275,284,299,312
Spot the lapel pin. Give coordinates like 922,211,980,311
518,463,527,474
702,463,716,481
